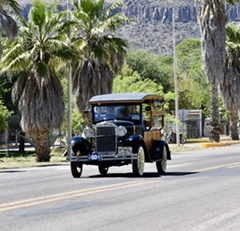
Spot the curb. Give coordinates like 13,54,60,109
201,141,240,148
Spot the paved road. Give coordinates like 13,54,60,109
1,145,240,231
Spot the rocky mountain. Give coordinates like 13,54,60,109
17,0,240,55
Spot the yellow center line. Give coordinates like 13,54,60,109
226,163,240,169
0,180,155,212
194,162,240,172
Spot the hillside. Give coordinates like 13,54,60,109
17,0,240,55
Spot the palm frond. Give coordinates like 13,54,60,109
0,12,18,40
1,44,27,72
0,0,21,15
19,69,65,136
11,71,29,105
43,10,67,42
30,0,47,26
105,1,122,18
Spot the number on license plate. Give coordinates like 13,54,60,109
88,153,101,161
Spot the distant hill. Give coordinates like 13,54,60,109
17,0,240,55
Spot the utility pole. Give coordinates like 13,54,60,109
172,5,180,146
67,0,72,153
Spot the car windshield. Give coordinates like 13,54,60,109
93,104,141,122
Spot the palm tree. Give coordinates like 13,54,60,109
198,0,240,142
220,23,240,140
0,0,77,162
198,0,227,142
71,0,130,118
0,0,20,58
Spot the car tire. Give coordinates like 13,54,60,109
71,162,83,178
98,166,109,175
132,145,145,176
156,145,167,174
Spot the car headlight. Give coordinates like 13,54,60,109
117,126,127,137
83,127,94,138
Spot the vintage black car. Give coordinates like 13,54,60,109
67,92,171,177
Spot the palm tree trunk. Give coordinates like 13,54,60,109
35,130,51,162
209,83,220,142
229,108,239,140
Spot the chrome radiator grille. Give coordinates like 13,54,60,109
95,126,116,152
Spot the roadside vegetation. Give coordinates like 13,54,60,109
0,150,66,169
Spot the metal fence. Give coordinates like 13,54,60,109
166,118,229,139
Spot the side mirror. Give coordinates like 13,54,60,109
84,107,91,113
145,106,151,111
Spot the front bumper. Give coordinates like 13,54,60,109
67,146,137,163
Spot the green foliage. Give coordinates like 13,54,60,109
0,73,18,113
114,65,163,93
126,50,173,92
61,106,88,136
0,99,12,131
113,64,175,112
176,38,210,116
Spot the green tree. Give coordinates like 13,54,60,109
0,99,11,131
0,73,17,131
113,65,175,113
220,23,240,140
126,50,173,92
0,0,20,58
198,0,240,142
176,38,210,113
0,0,75,162
0,0,20,132
71,0,130,119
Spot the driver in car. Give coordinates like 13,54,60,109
106,106,116,119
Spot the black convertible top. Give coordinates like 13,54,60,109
89,92,164,105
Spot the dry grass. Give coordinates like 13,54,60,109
169,145,202,153
0,151,67,170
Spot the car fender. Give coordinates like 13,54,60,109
159,140,171,160
70,136,91,155
122,134,151,162
158,140,171,160
122,134,144,146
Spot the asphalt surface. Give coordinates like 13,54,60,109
1,145,240,231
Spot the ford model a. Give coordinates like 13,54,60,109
67,93,171,178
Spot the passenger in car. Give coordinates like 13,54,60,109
129,105,140,119
106,106,116,119
129,105,146,130
117,106,130,119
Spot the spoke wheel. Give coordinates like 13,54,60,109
156,145,167,174
71,162,83,178
132,145,145,176
98,166,109,175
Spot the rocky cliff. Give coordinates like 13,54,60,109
123,1,240,23
19,0,240,55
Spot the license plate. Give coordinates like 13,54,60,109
88,153,101,161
